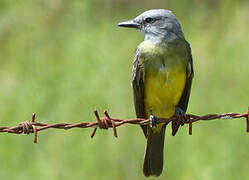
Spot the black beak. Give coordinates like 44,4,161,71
118,20,140,29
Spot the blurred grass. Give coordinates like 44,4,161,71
0,0,249,179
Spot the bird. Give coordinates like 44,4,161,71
118,9,194,177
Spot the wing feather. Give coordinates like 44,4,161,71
172,41,194,136
132,49,147,137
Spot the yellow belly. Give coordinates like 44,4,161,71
137,40,187,132
144,66,186,118
144,65,186,132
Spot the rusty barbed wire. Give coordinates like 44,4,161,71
0,108,249,143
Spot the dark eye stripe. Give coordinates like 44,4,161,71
144,17,162,23
145,17,153,23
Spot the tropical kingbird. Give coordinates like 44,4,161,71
118,9,194,177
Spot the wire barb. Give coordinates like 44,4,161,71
189,119,192,135
246,107,249,133
0,108,249,143
104,110,117,138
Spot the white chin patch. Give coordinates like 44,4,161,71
139,29,145,36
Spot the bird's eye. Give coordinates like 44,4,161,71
145,17,154,23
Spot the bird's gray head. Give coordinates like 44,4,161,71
118,9,185,43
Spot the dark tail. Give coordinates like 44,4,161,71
143,125,166,177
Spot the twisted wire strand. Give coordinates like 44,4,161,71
0,108,248,143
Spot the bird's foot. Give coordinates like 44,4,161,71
149,111,160,128
175,107,187,126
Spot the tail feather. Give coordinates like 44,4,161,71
143,125,166,177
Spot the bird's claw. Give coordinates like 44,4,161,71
175,107,187,126
149,110,160,128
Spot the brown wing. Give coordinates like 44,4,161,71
132,49,148,137
172,41,194,136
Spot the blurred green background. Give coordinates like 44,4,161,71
0,0,249,179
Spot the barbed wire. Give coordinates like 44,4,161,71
0,108,248,143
